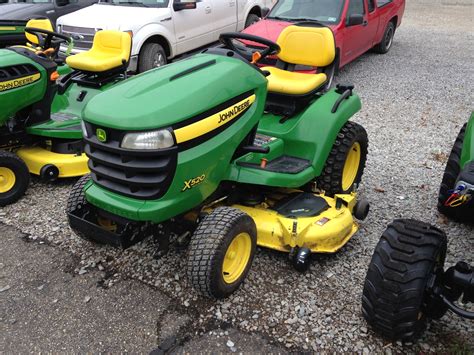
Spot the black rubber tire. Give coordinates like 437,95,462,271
138,42,167,73
0,151,30,207
317,121,368,196
245,14,260,28
187,207,257,299
374,21,395,54
437,123,472,222
66,174,100,243
362,219,447,342
39,164,59,182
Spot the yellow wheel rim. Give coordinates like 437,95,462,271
222,232,252,284
0,167,16,193
342,142,361,191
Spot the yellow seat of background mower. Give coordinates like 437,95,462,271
11,18,53,52
25,18,53,45
263,25,335,96
262,67,327,95
66,30,131,72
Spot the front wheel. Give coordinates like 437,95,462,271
317,121,368,196
0,151,30,206
138,42,167,73
362,219,447,342
245,14,260,28
187,207,257,299
66,174,100,243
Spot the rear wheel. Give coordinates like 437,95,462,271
187,207,257,299
437,123,472,222
374,21,395,54
0,151,30,206
362,219,447,342
317,121,368,196
138,42,167,73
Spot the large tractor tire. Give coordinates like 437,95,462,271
0,151,30,206
437,123,472,222
317,121,368,196
187,207,257,299
362,219,447,342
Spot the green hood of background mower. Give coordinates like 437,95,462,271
83,54,267,131
0,49,46,125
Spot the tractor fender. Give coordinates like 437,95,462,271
299,89,362,176
256,88,362,178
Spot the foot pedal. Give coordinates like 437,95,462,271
238,155,310,174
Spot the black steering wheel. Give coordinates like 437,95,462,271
24,27,72,52
219,32,280,63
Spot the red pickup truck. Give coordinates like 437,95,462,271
243,0,406,70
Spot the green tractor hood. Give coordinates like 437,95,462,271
83,54,267,131
0,48,46,125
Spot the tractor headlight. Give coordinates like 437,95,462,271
81,120,89,138
121,129,174,150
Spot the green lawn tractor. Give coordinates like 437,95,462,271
437,113,474,222
0,20,27,48
67,25,371,299
362,115,473,342
0,21,133,206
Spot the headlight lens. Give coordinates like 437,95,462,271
81,120,89,138
121,129,174,150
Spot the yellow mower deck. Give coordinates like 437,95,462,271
16,146,89,178
231,193,358,254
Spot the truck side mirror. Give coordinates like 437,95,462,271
173,0,197,11
347,14,364,26
56,0,70,6
261,7,270,18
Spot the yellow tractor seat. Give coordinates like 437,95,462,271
11,18,54,52
66,30,132,73
25,18,54,46
263,67,327,95
262,25,336,97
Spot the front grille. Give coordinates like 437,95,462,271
84,122,178,200
0,64,39,81
61,25,98,50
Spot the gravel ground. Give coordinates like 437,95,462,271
1,0,473,352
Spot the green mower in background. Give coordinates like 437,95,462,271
362,114,473,342
437,112,474,222
0,20,27,48
67,25,371,299
0,19,133,206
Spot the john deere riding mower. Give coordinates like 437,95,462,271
67,25,370,299
362,114,473,342
0,19,132,206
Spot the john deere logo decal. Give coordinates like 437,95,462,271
96,128,107,142
0,73,41,92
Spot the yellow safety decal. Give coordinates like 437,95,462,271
0,27,16,31
174,94,256,144
0,73,41,92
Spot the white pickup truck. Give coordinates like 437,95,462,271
57,0,273,72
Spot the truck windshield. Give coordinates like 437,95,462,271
10,0,53,3
99,0,169,7
268,0,345,24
